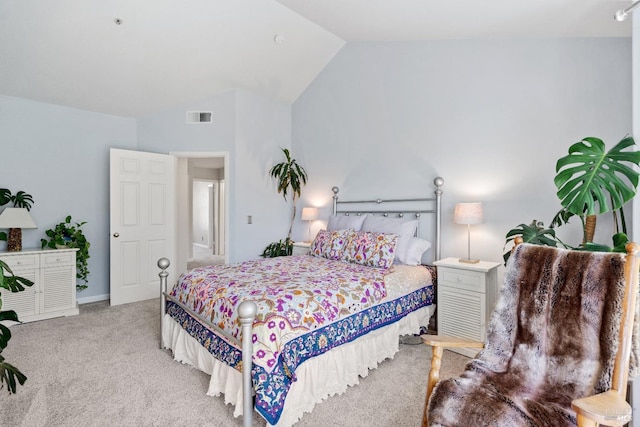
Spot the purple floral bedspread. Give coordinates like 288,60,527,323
166,255,434,424
170,255,387,371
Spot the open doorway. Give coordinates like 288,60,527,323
190,178,225,269
171,151,229,273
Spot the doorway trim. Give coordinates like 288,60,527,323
171,151,230,271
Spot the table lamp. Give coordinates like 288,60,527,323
0,208,38,251
301,207,318,242
454,202,483,264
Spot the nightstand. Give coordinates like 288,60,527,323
433,257,501,357
292,241,311,256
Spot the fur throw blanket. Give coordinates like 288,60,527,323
428,244,633,427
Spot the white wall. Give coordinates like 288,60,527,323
292,38,632,264
0,95,137,301
137,89,292,262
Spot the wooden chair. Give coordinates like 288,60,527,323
422,239,639,427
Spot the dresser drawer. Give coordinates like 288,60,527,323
439,267,485,293
2,254,38,270
42,252,75,267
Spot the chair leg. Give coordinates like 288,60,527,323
423,346,444,427
576,413,598,427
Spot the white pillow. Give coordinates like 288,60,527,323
361,216,418,264
395,237,431,265
361,216,417,237
327,214,367,231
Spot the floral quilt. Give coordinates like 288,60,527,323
166,255,434,425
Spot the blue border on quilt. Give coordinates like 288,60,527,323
166,285,434,425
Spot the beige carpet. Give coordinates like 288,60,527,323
0,299,470,426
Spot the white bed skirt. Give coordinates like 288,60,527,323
163,304,435,427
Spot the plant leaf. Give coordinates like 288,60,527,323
0,354,27,394
554,136,640,216
503,220,560,264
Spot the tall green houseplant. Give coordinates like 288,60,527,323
554,136,640,247
504,136,640,261
269,148,308,240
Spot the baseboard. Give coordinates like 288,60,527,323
77,293,110,305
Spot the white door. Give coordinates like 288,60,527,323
110,148,176,306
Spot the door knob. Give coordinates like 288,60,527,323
113,233,120,238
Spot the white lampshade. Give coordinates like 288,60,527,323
0,208,37,229
301,207,318,221
453,203,484,225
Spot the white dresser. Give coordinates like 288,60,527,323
1,248,79,322
434,257,501,357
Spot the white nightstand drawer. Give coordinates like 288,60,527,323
42,252,75,267
3,254,38,270
440,268,484,293
292,242,311,256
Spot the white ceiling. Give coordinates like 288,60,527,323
0,0,633,118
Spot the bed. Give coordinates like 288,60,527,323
158,178,444,426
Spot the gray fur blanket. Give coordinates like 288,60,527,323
428,244,630,427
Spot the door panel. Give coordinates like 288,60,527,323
110,148,175,306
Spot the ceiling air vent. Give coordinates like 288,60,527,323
186,111,213,124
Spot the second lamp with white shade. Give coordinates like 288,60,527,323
454,202,483,264
301,207,318,242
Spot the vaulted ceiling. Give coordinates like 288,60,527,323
0,0,632,118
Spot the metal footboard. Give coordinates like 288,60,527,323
158,258,257,427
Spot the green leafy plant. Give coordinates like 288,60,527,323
260,238,293,258
504,136,640,263
555,136,640,243
263,148,308,258
269,148,308,240
0,189,34,243
41,216,90,291
0,259,34,394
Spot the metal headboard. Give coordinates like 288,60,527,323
331,177,444,260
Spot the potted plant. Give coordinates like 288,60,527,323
0,189,34,246
40,216,91,291
504,136,640,262
0,260,33,394
262,148,308,257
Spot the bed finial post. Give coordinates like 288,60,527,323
238,300,258,427
433,177,444,261
332,186,339,215
158,257,170,350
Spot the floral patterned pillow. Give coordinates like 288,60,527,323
310,229,355,260
343,231,398,269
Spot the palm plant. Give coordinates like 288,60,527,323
269,148,308,240
0,260,33,394
0,189,34,243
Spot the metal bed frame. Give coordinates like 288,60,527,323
158,177,444,427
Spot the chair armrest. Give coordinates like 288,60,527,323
421,334,484,348
572,390,631,427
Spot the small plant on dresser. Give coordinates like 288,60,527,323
0,259,33,393
41,215,91,291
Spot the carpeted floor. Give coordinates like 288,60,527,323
0,299,470,426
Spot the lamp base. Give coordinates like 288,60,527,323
459,258,479,264
7,228,22,252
